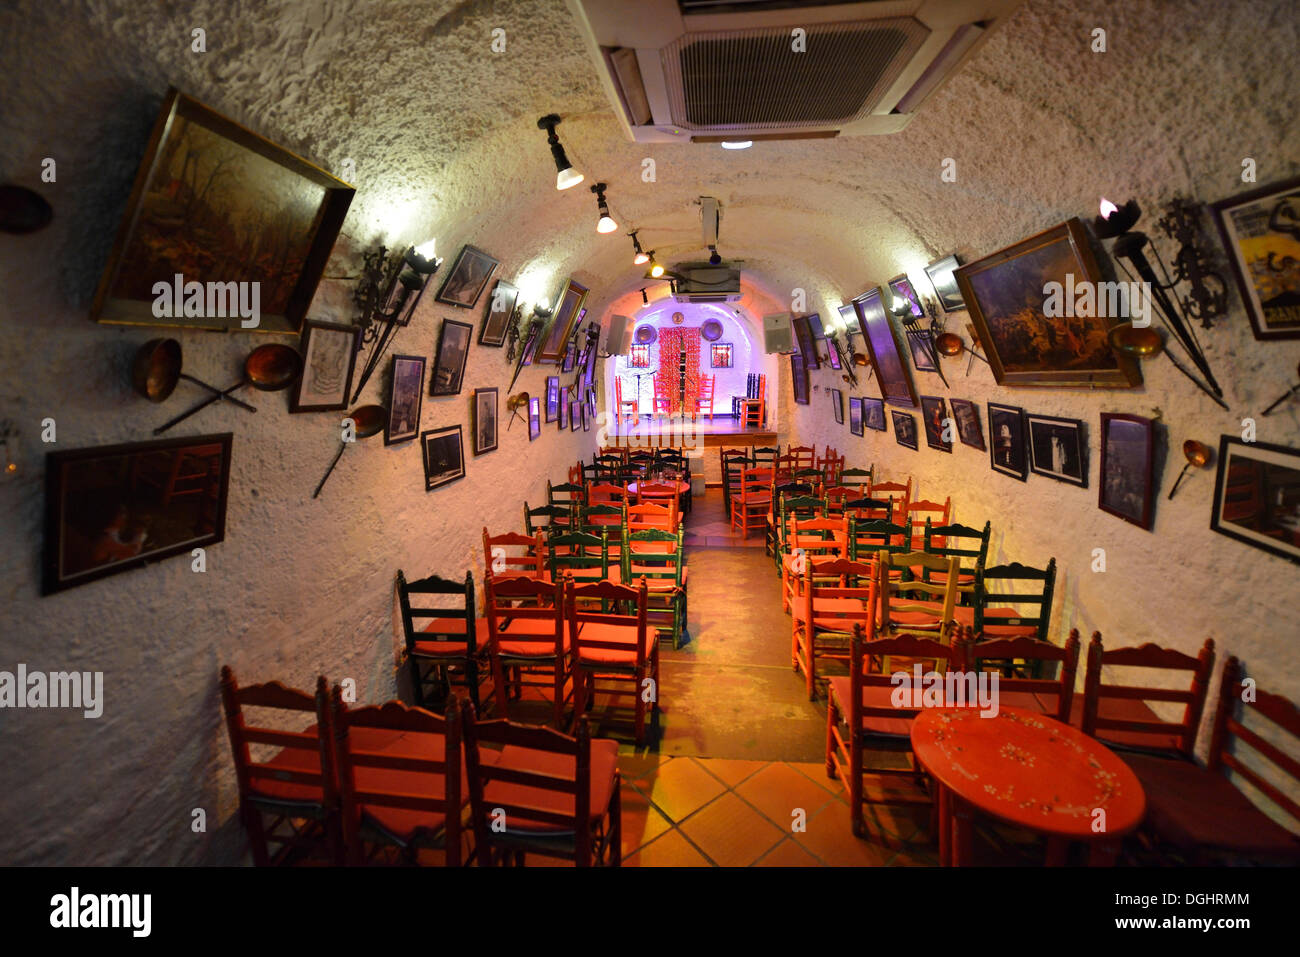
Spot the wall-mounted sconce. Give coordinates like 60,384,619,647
507,300,553,392
1167,439,1212,500
351,241,441,403
889,294,949,388
0,185,53,233
538,114,583,190
1155,198,1228,330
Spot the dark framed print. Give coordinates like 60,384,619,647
792,314,819,370
421,425,465,491
888,274,926,321
862,397,886,432
852,286,918,409
711,343,733,368
924,254,965,314
1099,413,1155,529
955,219,1142,388
538,278,589,363
907,331,937,372
436,244,499,309
42,433,233,595
585,386,596,418
1209,177,1300,340
473,387,498,455
838,302,861,339
1027,413,1087,487
89,89,353,335
384,354,425,445
528,396,541,441
569,400,581,432
630,344,650,368
558,398,568,430
920,396,952,453
292,319,360,413
479,279,517,346
545,376,561,422
582,402,591,432
849,397,864,436
1209,436,1300,565
891,411,918,450
791,354,810,405
988,403,1028,481
430,319,473,396
949,398,985,451
826,338,842,370
831,389,844,424
561,339,577,374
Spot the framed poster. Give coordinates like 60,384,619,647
891,411,918,450
862,397,886,432
430,319,473,396
538,278,589,363
830,389,844,424
955,219,1141,389
849,397,863,436
1099,413,1155,529
383,354,425,445
924,254,965,314
1209,435,1300,565
988,402,1028,481
436,244,499,309
479,279,517,346
545,376,560,423
792,314,819,370
907,330,937,372
528,396,541,441
421,425,465,491
473,387,498,455
920,396,951,453
851,286,918,409
791,354,810,405
1027,413,1087,487
710,343,733,368
949,398,985,451
1210,177,1300,340
291,319,360,413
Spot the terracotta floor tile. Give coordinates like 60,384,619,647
754,837,824,867
793,800,890,866
787,760,849,797
619,786,674,857
692,756,768,788
735,762,839,830
618,753,670,788
635,755,727,822
623,828,714,867
678,792,785,867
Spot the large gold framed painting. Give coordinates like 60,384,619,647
1211,177,1300,340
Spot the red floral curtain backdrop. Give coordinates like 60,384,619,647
656,328,701,414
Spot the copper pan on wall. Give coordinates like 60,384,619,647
152,343,303,434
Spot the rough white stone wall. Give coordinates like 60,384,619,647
0,0,1297,862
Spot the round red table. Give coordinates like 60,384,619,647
626,480,690,496
910,705,1146,866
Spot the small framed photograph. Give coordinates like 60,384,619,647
436,244,499,309
1099,413,1155,529
528,396,541,441
920,396,952,453
479,279,517,346
988,403,1028,481
383,354,425,445
585,386,596,418
827,339,842,370
569,400,581,432
1027,413,1087,487
792,314,819,370
430,319,473,396
949,398,985,451
888,274,926,320
1210,436,1300,565
711,343,733,368
924,254,965,314
545,376,560,423
849,397,863,436
291,319,360,413
421,425,465,491
831,389,844,424
562,339,577,374
891,411,918,450
862,397,886,432
558,397,569,430
538,278,589,363
1209,177,1300,340
582,402,591,432
473,387,498,455
907,331,937,372
791,354,810,405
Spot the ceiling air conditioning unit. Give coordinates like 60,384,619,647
671,262,742,303
566,0,1023,143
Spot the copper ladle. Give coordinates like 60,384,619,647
154,344,303,435
314,404,386,499
132,338,257,410
1167,440,1212,500
1261,361,1300,417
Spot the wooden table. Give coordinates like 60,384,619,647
626,480,690,497
910,705,1145,866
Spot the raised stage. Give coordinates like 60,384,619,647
602,415,777,450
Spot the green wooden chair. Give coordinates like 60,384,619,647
546,530,611,584
621,527,687,649
921,519,992,603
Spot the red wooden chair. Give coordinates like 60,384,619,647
587,482,629,507
219,667,339,865
867,477,912,519
955,625,1080,720
792,556,875,701
484,575,571,730
787,444,815,469
694,373,715,421
826,627,968,836
627,500,678,533
566,578,657,746
614,377,638,424
730,467,773,538
461,701,621,866
1076,633,1215,758
901,496,951,550
1123,657,1300,864
329,690,476,866
483,527,546,581
780,514,848,614
397,569,490,713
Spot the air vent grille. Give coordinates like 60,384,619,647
662,18,929,130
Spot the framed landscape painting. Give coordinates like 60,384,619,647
1210,177,1300,340
955,219,1141,388
1209,436,1300,565
852,286,918,409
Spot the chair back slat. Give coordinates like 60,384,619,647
959,627,1080,721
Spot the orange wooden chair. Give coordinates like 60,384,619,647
219,667,339,866
955,625,1081,720
484,575,571,730
462,701,621,866
483,527,546,581
614,377,639,424
627,499,678,533
741,374,766,429
567,578,657,746
694,374,715,421
788,445,815,469
780,514,848,613
901,496,951,550
730,467,773,538
793,556,875,701
587,482,629,507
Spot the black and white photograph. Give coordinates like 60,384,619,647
949,398,986,451
924,253,965,313
862,397,886,432
430,318,473,396
473,387,498,455
831,388,843,424
436,244,499,308
988,402,1029,480
1209,436,1300,565
920,395,952,453
1028,413,1087,486
849,397,863,436
891,410,918,450
383,354,425,445
420,425,465,491
292,319,359,413
528,396,541,441
1099,412,1155,529
479,279,517,346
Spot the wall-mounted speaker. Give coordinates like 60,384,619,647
605,314,632,355
762,312,794,354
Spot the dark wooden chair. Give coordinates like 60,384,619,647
482,527,546,581
956,626,1081,720
462,701,622,866
219,667,339,865
397,569,488,713
484,574,571,730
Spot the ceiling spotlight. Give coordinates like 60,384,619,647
721,140,753,150
708,245,722,266
537,114,584,190
630,230,649,265
640,287,648,304
648,253,664,279
591,182,617,233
